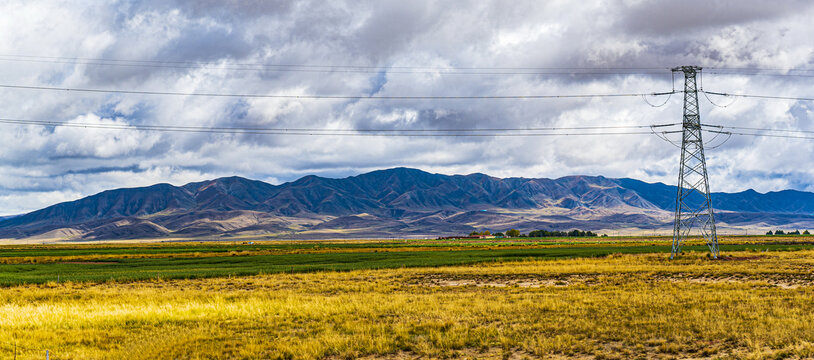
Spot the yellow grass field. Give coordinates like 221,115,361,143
2,249,814,359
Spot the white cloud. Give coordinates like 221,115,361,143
0,0,812,214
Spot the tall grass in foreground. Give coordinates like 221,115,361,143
0,250,813,359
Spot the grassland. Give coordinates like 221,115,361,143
1,236,813,359
0,237,812,285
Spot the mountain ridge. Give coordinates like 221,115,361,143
2,167,813,240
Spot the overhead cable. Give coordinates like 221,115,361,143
702,128,733,149
706,71,814,78
707,66,814,72
701,90,814,102
0,57,670,76
0,54,671,74
0,117,681,137
0,118,675,132
641,91,673,107
650,125,682,148
703,128,814,140
701,90,738,108
703,124,814,135
0,84,676,100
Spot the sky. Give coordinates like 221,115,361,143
0,0,814,215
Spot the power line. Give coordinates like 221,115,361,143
651,124,731,149
0,118,672,132
0,54,671,74
0,56,671,76
650,125,682,148
0,118,675,132
0,83,676,100
703,128,814,140
641,92,673,107
702,127,733,150
701,90,738,108
707,66,814,73
706,71,814,78
702,90,814,102
703,124,814,135
0,117,681,137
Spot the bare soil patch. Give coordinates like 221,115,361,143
658,273,814,289
718,255,766,261
339,348,555,360
415,271,814,290
337,345,742,359
415,273,598,288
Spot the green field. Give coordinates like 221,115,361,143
0,236,811,285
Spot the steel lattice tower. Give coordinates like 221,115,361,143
671,66,719,259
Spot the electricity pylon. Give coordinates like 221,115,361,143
671,66,719,259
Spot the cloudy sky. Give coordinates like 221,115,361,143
0,0,813,215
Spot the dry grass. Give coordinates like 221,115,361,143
2,235,805,265
1,250,814,359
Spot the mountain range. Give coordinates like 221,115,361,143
2,167,813,241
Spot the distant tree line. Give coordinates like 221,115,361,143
501,229,601,238
463,229,607,238
765,230,810,235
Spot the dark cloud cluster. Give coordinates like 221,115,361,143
0,0,812,214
